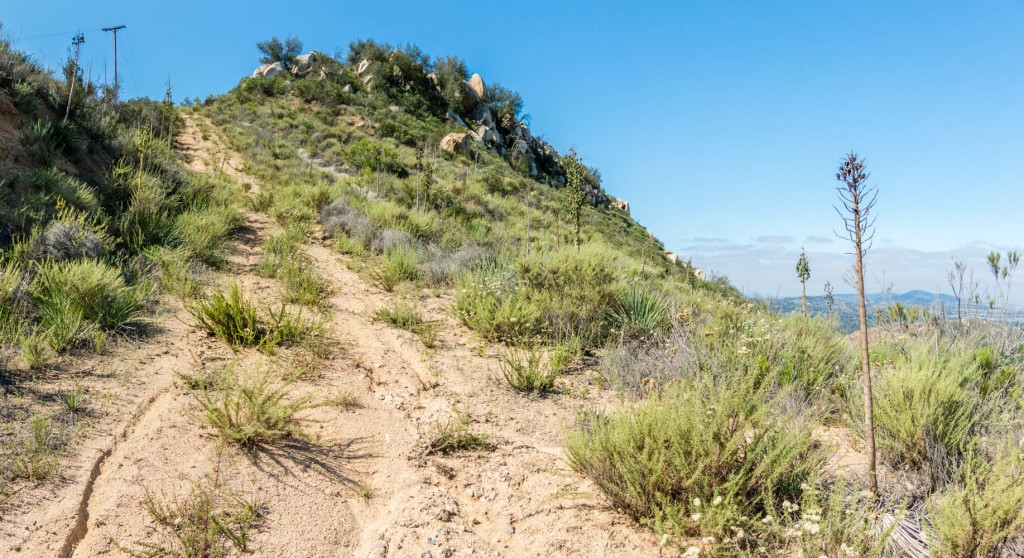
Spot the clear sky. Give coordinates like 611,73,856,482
4,1,1023,301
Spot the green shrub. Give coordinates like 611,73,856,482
115,171,178,254
9,416,63,481
499,344,559,393
32,259,143,331
343,137,404,175
37,296,92,352
453,263,541,343
567,373,823,546
20,329,52,369
974,346,1019,399
193,372,313,450
516,245,620,343
279,259,332,309
549,334,583,376
423,413,490,455
255,230,302,278
417,322,439,348
131,484,261,557
323,390,362,409
175,205,243,266
373,300,439,347
19,120,77,164
372,248,417,292
263,303,326,350
56,384,87,416
373,300,423,331
21,168,98,213
869,343,978,483
188,283,263,349
145,246,200,300
770,314,848,398
930,441,1024,557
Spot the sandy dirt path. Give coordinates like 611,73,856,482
8,114,663,558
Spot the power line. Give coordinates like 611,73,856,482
118,32,143,99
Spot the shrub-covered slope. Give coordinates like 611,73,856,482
197,39,1024,556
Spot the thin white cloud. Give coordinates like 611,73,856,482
755,235,796,245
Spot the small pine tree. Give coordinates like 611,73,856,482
796,248,810,317
257,36,303,68
563,148,587,251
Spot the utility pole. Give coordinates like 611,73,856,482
102,25,126,99
63,33,85,125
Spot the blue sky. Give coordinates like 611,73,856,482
4,1,1023,300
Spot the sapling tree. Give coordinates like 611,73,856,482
835,151,879,498
257,36,303,68
563,148,587,251
796,248,811,317
824,281,835,318
987,250,1020,321
947,258,975,323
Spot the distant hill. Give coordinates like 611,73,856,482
760,290,959,333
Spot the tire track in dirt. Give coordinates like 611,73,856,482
62,113,662,557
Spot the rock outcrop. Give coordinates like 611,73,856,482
468,73,488,101
291,51,317,77
252,61,287,78
440,133,472,153
446,109,467,128
694,269,707,281
612,198,630,215
459,81,482,115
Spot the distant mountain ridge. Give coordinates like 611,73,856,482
759,290,960,333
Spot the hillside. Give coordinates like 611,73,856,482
2,32,1024,558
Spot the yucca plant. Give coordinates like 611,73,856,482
37,296,92,353
56,384,87,416
188,283,264,349
32,258,142,332
609,286,668,341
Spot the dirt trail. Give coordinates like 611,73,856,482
7,115,661,557
0,286,203,557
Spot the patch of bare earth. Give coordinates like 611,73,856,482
4,114,661,557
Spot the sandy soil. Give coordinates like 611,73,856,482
1,115,663,558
